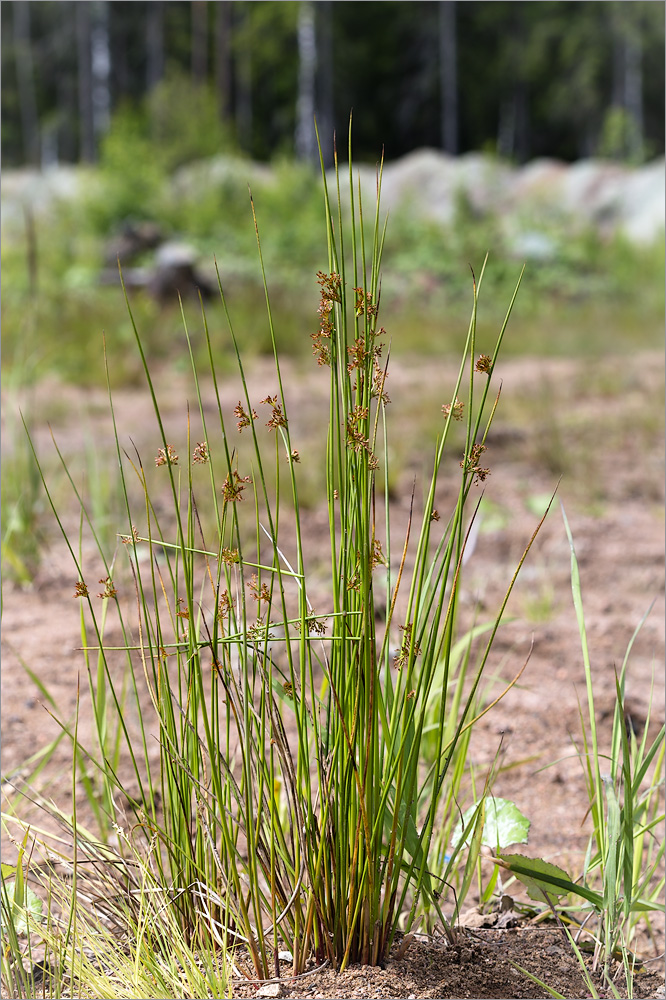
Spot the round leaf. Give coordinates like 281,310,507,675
451,797,530,851
1,880,44,936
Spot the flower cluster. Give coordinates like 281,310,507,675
294,611,327,636
371,363,390,405
394,622,420,668
475,354,493,375
261,394,286,431
312,271,341,366
370,538,386,570
221,547,240,565
193,441,209,463
442,398,464,421
353,286,378,320
346,404,369,452
155,444,178,467
461,442,490,484
248,574,271,603
217,590,235,621
234,403,258,433
347,336,371,374
247,617,275,644
121,525,140,544
221,470,252,503
97,577,118,599
73,581,89,598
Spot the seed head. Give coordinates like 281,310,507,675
217,590,235,621
248,574,271,603
234,403,258,433
260,394,287,431
97,577,118,599
155,444,178,467
193,441,209,463
442,398,464,421
221,470,252,503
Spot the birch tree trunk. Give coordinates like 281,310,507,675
146,0,165,93
76,0,95,161
439,0,458,155
215,0,233,122
295,0,318,164
191,0,208,84
316,0,334,165
13,1,40,165
91,0,111,142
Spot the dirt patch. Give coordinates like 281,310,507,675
228,928,665,999
2,351,664,998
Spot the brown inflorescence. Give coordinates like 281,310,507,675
312,270,341,366
260,394,287,431
395,622,421,667
221,470,252,503
475,354,493,375
97,577,118,599
460,442,491,484
155,444,178,467
353,286,378,319
234,403,258,433
193,441,209,463
442,398,464,421
248,574,271,603
217,590,235,621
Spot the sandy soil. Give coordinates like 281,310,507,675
2,350,664,999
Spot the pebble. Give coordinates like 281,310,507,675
255,984,282,998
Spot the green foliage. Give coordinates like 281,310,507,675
88,70,237,231
452,797,531,853
145,70,237,173
6,137,551,985
2,134,662,998
505,508,665,996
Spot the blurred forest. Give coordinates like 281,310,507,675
2,0,665,169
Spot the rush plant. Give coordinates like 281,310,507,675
3,131,546,990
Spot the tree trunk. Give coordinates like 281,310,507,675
12,1,40,166
295,0,317,163
439,1,458,155
191,0,208,84
215,0,233,122
624,31,644,161
91,0,111,141
611,5,644,161
77,1,95,162
235,4,253,153
146,0,165,93
316,0,334,165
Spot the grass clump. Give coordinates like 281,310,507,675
8,133,640,999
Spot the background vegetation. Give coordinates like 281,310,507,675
2,0,664,168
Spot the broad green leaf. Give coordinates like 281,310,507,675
1,863,16,879
496,852,604,908
451,797,530,850
0,880,44,936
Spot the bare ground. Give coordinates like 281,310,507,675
2,350,664,999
